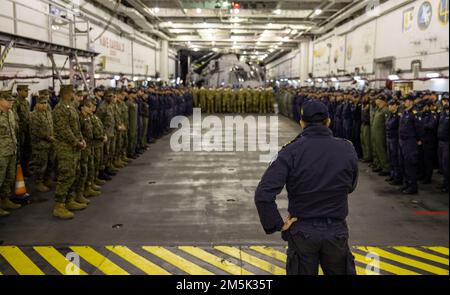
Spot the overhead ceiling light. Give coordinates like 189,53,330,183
153,7,160,14
196,8,202,14
388,74,400,80
317,78,323,82
331,77,338,82
193,48,199,52
314,9,322,15
147,77,152,81
94,74,100,79
273,9,281,15
167,21,173,27
212,48,219,52
426,72,441,79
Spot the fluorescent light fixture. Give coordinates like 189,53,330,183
388,74,400,80
212,48,218,52
331,77,338,82
147,77,152,81
426,72,441,78
156,78,161,82
307,78,312,82
314,9,322,15
153,7,160,13
317,78,323,82
193,47,199,52
273,9,281,15
196,8,202,14
94,74,100,79
114,75,120,80
167,21,173,27
133,77,138,81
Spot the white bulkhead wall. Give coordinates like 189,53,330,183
267,0,449,91
0,0,177,93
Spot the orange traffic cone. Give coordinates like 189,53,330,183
15,164,28,196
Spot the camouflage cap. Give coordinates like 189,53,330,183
59,85,74,97
16,85,29,91
0,90,14,101
37,96,49,104
104,89,114,98
39,89,50,97
80,98,94,107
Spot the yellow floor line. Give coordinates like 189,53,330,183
423,247,449,256
393,247,449,266
358,247,448,275
179,246,253,275
0,246,44,275
214,246,286,275
249,246,287,263
106,246,170,275
34,246,87,275
353,252,419,275
142,246,213,275
70,246,129,275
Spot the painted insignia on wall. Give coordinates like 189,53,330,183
346,45,352,61
364,43,372,54
418,1,433,30
438,0,449,25
403,7,414,32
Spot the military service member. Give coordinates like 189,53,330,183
0,90,21,217
52,85,87,220
30,90,55,192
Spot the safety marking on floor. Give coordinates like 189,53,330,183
0,246,448,275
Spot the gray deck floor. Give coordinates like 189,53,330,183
0,114,448,247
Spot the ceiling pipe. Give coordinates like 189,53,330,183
93,0,171,40
312,0,370,34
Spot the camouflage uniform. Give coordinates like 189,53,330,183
96,92,116,172
206,89,215,113
52,86,83,203
30,93,54,186
127,98,138,156
214,89,223,113
117,98,129,159
91,112,105,181
0,91,18,207
14,85,31,175
77,107,95,196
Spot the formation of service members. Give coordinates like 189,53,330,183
0,84,193,219
192,87,275,114
283,87,449,195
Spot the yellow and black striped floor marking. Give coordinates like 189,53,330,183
0,246,448,275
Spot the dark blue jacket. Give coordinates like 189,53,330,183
385,112,400,140
255,125,359,234
399,108,424,141
437,109,449,142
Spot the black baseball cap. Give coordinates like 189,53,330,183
301,100,330,123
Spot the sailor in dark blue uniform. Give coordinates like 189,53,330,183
334,94,344,138
419,99,438,183
398,95,424,194
385,99,402,185
255,100,358,275
437,94,449,193
342,95,353,140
